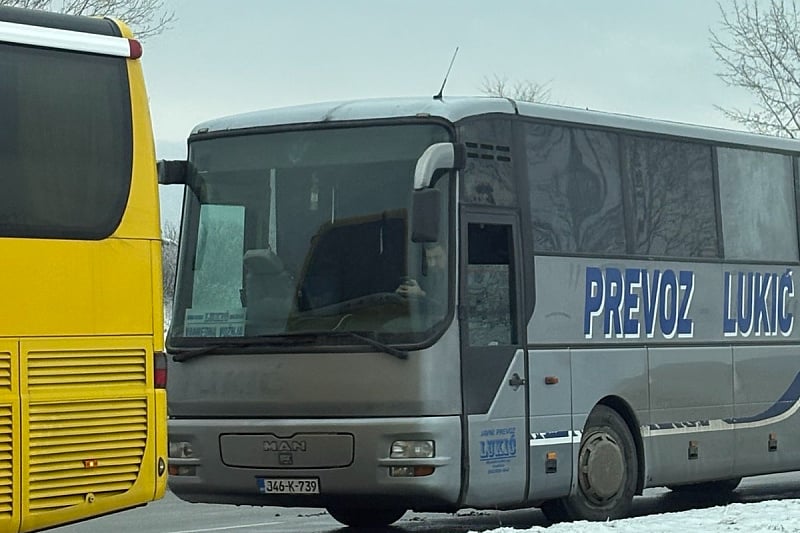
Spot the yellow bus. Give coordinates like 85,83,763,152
0,6,167,532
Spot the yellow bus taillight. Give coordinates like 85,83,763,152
154,352,167,388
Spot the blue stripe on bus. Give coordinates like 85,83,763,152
648,420,712,431
530,431,570,440
648,370,800,432
726,370,800,424
534,372,800,441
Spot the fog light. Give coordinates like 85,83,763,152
169,441,194,458
391,440,434,458
390,465,435,477
390,466,415,477
168,465,196,476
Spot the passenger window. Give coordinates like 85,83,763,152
526,123,626,254
622,136,718,258
718,148,798,262
466,223,517,346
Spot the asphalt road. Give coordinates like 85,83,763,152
51,472,800,533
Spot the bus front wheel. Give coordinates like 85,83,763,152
542,405,637,523
326,505,406,528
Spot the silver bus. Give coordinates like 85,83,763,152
160,96,800,527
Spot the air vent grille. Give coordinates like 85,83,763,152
465,142,512,162
27,398,146,512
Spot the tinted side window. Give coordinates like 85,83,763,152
622,136,718,258
0,43,132,239
459,118,516,207
718,148,798,262
526,123,626,254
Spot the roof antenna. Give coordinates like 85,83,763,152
434,47,459,100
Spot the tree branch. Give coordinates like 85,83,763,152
0,0,175,40
710,0,800,137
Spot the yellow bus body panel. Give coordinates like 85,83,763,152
115,48,161,241
2,21,168,531
19,336,159,532
0,239,154,338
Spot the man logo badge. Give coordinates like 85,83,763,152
263,439,308,452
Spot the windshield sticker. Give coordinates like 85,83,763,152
184,308,245,337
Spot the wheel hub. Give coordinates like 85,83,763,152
579,431,624,503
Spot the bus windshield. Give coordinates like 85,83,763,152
169,123,452,347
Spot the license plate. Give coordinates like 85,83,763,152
257,477,320,494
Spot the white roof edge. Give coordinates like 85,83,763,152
515,101,800,153
191,96,516,134
191,96,800,154
0,19,133,57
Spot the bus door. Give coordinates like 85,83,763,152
459,211,528,507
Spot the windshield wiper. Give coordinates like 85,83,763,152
170,336,316,363
171,343,229,363
279,330,409,360
333,331,409,360
169,331,408,362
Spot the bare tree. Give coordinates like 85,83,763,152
480,74,552,103
710,0,800,137
0,0,175,39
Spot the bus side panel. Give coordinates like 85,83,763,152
19,336,158,533
463,351,527,508
152,387,168,501
527,348,573,501
570,347,649,480
733,344,800,476
150,240,167,501
645,346,734,486
113,56,160,241
0,340,20,533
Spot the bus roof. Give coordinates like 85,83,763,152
0,5,121,36
0,6,140,58
191,97,515,135
192,96,800,154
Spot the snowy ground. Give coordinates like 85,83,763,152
476,499,799,533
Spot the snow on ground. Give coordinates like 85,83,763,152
476,499,800,533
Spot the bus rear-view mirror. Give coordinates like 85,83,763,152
413,142,466,189
411,142,464,242
412,188,441,243
158,159,189,185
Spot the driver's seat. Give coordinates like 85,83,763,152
243,248,294,334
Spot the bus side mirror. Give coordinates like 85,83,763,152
158,159,189,185
411,142,465,243
412,188,441,243
413,142,466,190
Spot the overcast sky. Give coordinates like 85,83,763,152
143,0,757,221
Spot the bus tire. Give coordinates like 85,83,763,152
668,477,742,494
539,498,569,523
325,505,406,527
547,405,638,522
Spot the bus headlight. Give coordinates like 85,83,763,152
391,440,434,458
169,441,194,458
